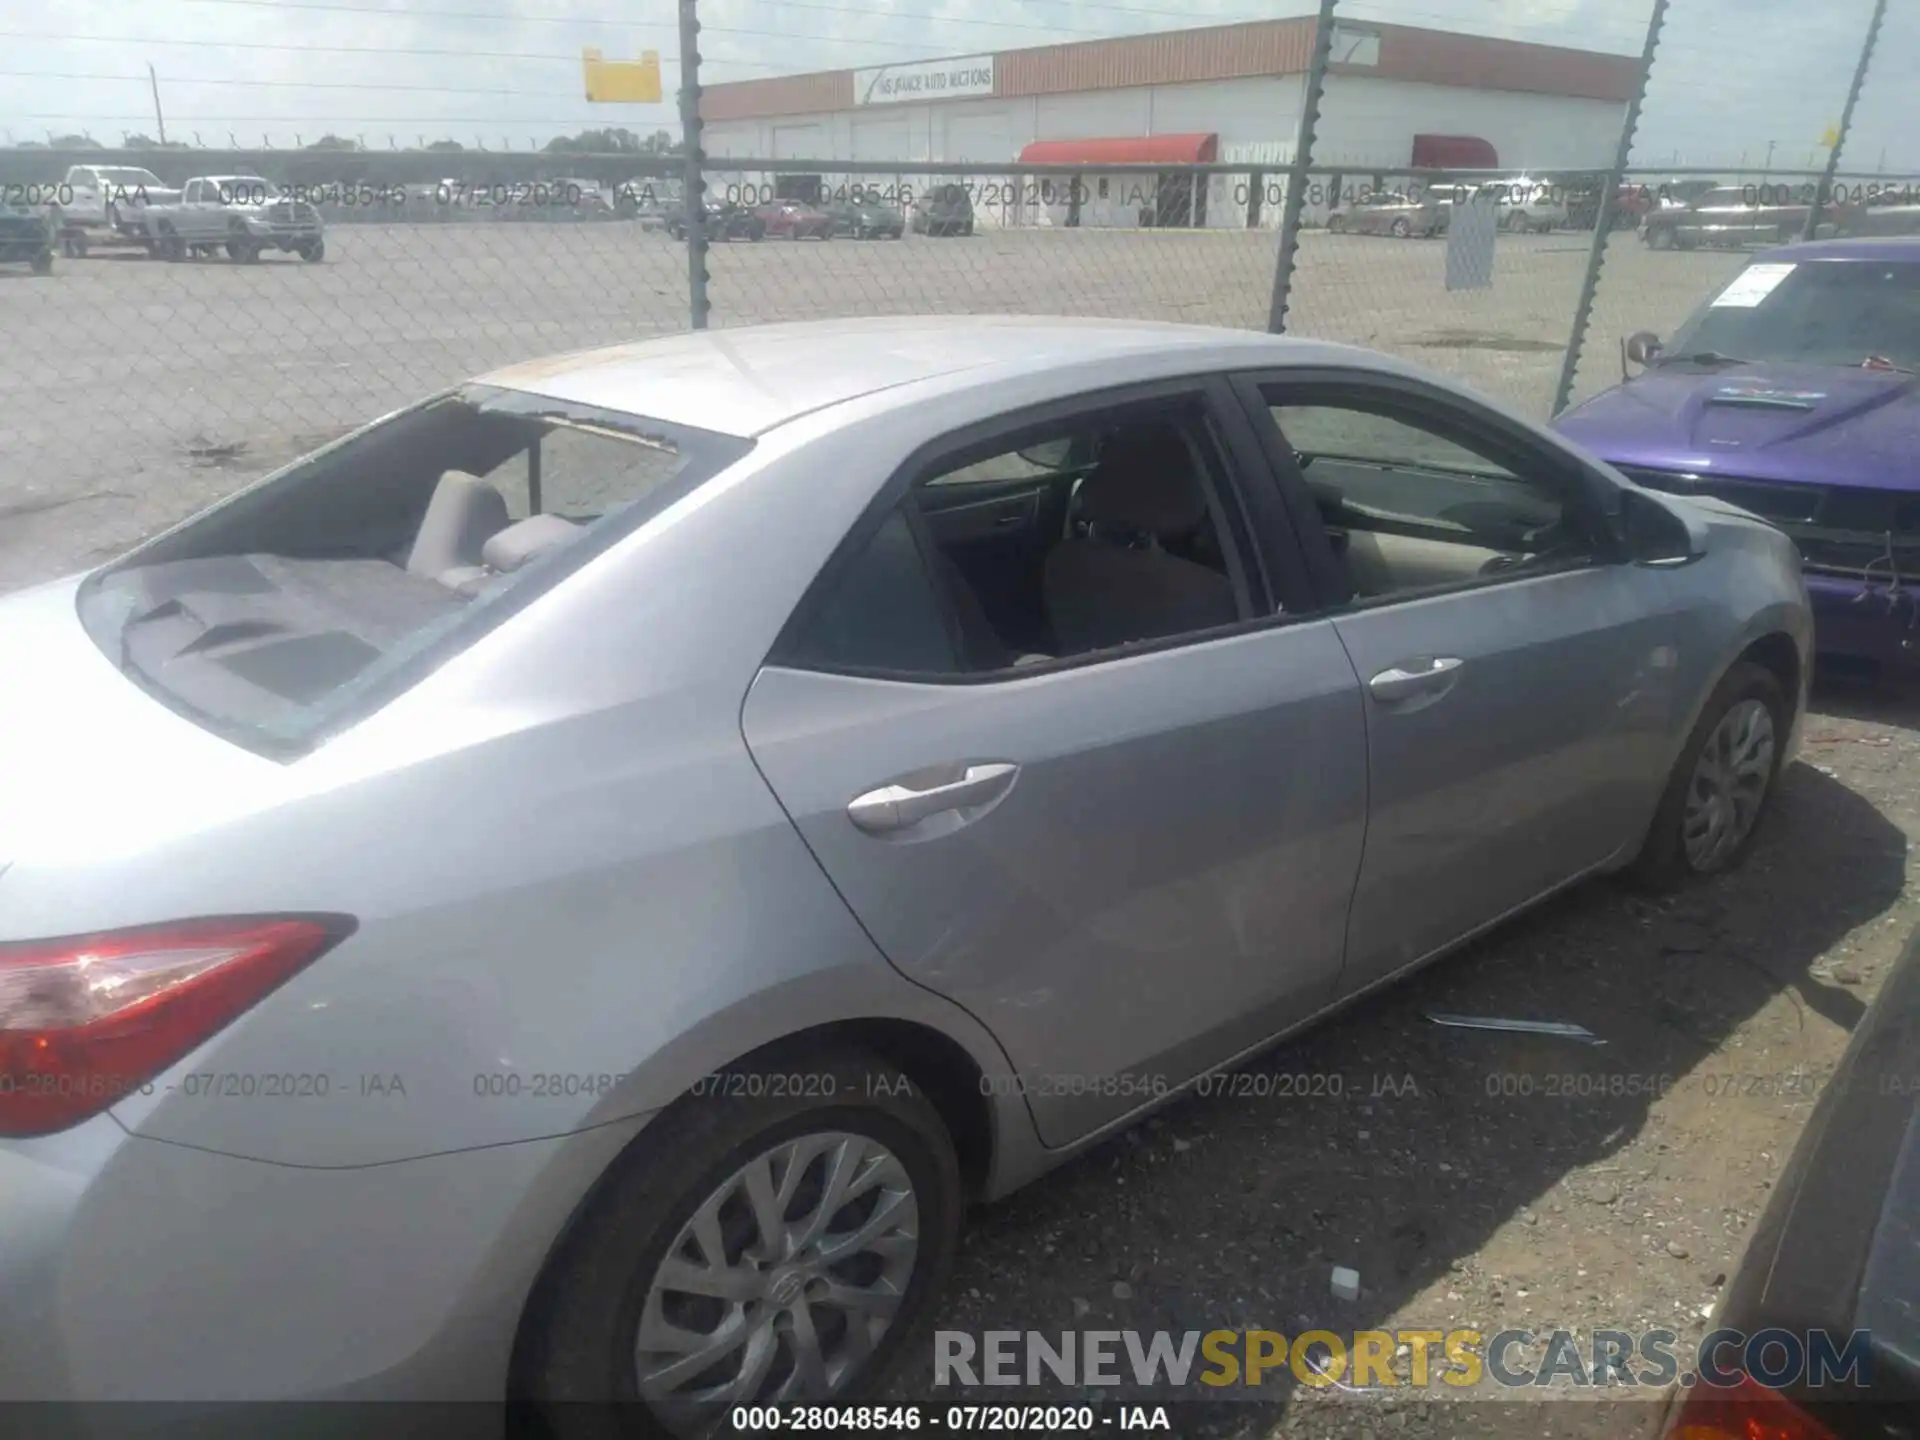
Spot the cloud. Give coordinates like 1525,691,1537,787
0,0,1907,171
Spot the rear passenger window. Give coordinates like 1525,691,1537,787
783,510,959,675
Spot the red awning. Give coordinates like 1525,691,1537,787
1411,134,1499,170
1017,133,1218,166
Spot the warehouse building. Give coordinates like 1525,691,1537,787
697,17,1637,229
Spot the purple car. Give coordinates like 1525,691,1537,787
1557,237,1920,677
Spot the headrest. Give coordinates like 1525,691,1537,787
1076,424,1210,536
481,514,584,574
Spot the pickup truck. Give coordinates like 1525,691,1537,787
44,163,184,254
135,175,326,261
0,202,54,273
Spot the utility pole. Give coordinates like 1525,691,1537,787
149,63,167,145
1804,0,1886,239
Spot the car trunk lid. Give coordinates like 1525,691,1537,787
0,576,279,878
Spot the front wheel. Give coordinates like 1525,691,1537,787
298,238,325,262
1391,218,1411,238
517,1048,961,1440
1646,224,1675,251
1631,661,1787,890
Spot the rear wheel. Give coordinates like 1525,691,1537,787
30,248,52,274
517,1047,961,1440
156,227,184,261
1631,661,1787,891
1391,217,1411,238
298,238,325,262
1328,214,1347,233
1646,223,1675,250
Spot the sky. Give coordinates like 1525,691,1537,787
0,0,1912,171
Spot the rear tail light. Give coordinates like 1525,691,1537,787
0,915,351,1138
1665,1373,1841,1440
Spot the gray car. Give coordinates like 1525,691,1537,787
0,317,1810,1436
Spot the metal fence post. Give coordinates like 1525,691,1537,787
678,0,710,330
1802,0,1886,240
1550,0,1668,417
1266,0,1339,334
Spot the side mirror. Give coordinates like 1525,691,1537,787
1624,331,1663,367
1015,437,1076,470
1617,486,1701,565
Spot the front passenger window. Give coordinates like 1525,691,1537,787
1268,401,1593,600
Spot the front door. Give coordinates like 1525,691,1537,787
1236,373,1675,993
743,385,1368,1146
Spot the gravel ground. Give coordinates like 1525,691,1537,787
2,217,1908,1437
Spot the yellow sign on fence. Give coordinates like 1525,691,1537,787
583,48,663,104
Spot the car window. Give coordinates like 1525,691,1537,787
75,387,751,754
782,401,1250,677
783,511,959,675
1669,259,1920,370
924,439,1076,488
1265,396,1591,601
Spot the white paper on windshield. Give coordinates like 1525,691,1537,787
1710,263,1796,308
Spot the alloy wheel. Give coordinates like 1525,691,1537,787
634,1131,920,1433
1682,698,1776,872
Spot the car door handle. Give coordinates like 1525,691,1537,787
1369,656,1464,703
847,762,1020,835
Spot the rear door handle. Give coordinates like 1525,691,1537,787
1369,656,1464,703
847,762,1020,835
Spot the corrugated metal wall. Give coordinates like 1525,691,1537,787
697,17,1637,125
996,19,1317,97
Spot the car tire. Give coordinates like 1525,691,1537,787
1391,218,1411,238
156,228,184,262
1646,224,1675,250
517,1046,962,1440
30,248,53,275
298,238,324,262
1328,214,1346,233
1630,660,1788,892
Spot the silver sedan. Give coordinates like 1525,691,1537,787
0,317,1810,1435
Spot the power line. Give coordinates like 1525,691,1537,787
0,30,803,72
167,0,1274,35
1,70,579,97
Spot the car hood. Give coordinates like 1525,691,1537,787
0,576,277,873
1556,361,1920,491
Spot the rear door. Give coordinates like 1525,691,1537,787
741,377,1369,1148
1230,369,1675,994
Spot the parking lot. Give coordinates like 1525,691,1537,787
0,218,1906,1435
0,223,1750,591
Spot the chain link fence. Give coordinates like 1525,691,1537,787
0,0,1912,589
